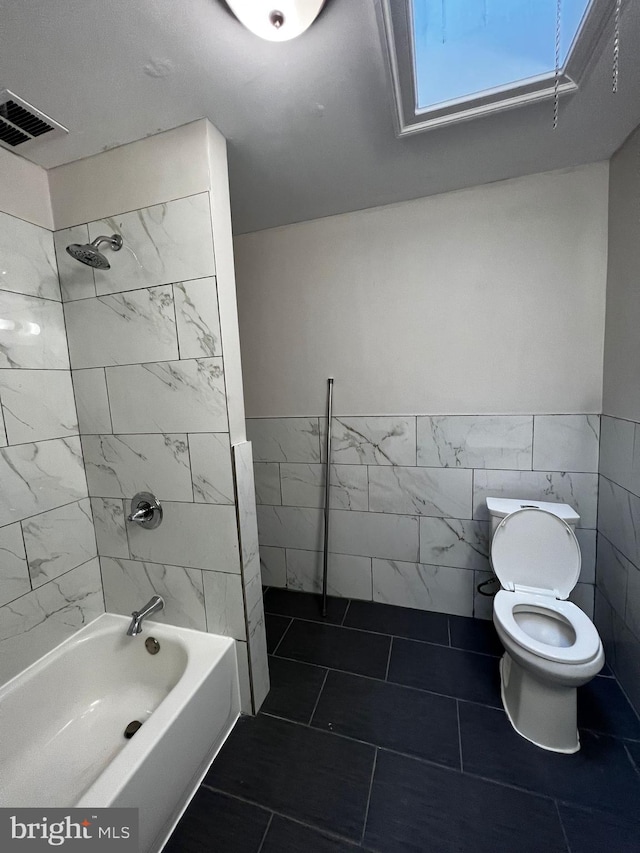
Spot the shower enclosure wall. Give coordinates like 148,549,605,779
0,120,268,713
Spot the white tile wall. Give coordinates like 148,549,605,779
0,370,78,444
250,413,599,621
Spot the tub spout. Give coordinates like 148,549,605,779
126,595,164,636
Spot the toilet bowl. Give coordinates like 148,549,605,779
487,499,604,754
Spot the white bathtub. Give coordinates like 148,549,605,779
0,613,240,853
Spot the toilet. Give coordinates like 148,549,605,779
487,497,604,754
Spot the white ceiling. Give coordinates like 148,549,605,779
0,0,639,234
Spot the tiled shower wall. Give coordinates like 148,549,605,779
0,208,102,684
251,414,599,619
57,188,267,711
596,418,640,712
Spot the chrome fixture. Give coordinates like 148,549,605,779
321,377,334,618
126,595,164,636
127,492,163,530
225,0,325,41
66,234,123,269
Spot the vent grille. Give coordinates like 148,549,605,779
0,118,29,147
0,90,67,151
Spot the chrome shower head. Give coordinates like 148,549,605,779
66,234,123,270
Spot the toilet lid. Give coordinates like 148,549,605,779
491,508,581,599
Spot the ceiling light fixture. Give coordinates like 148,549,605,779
225,0,326,41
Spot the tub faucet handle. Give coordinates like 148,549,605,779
127,492,163,530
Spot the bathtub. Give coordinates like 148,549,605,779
0,613,240,853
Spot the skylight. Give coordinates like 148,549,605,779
378,0,615,135
413,0,591,110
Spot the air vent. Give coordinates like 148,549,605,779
0,90,68,152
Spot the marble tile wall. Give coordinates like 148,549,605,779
60,193,264,713
595,415,640,713
0,209,102,685
250,414,599,620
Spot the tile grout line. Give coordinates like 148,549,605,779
255,812,274,853
307,669,330,726
266,609,498,657
360,748,378,847
270,617,294,656
456,700,463,772
554,800,573,853
384,637,393,680
341,599,351,626
201,783,367,849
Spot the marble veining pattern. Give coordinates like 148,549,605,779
101,557,206,631
286,548,373,600
419,517,491,571
599,416,635,492
259,546,287,587
0,437,88,527
90,194,215,296
369,466,473,518
330,417,416,466
174,278,222,359
106,358,228,433
0,291,69,370
596,535,630,619
253,462,282,506
532,415,600,473
330,509,420,562
0,211,60,302
23,498,97,588
127,502,240,572
81,433,192,501
0,402,7,447
64,285,178,369
203,571,246,640
53,225,96,302
372,559,474,616
257,505,324,553
280,463,368,511
0,370,78,444
91,497,129,559
598,477,640,568
247,417,321,463
72,369,113,434
417,415,533,469
0,559,104,687
0,523,31,608
473,469,598,528
189,433,234,504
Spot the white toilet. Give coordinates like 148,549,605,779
487,497,604,754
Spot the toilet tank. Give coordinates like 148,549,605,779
486,498,580,539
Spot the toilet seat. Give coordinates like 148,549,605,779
494,590,601,664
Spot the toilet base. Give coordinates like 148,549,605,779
499,653,580,754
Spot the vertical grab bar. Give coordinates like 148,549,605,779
322,377,334,618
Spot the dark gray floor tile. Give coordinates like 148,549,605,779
363,749,567,853
459,701,640,819
343,599,449,644
388,637,502,706
449,614,503,657
261,816,360,853
164,787,270,853
205,714,375,842
265,613,292,653
558,803,640,853
261,656,327,723
578,675,640,740
263,588,348,624
276,619,390,679
312,669,460,767
626,740,640,768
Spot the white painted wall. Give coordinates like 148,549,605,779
602,126,640,422
0,146,53,229
235,163,610,418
